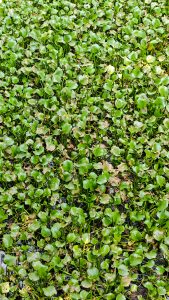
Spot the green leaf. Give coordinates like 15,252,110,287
158,286,166,296
101,260,109,270
153,229,164,241
81,280,92,289
115,99,126,109
158,86,168,97
67,233,77,243
62,123,72,134
18,269,27,278
100,245,110,256
50,178,60,191
83,179,95,190
0,209,7,222
38,211,48,222
129,253,143,266
28,272,40,282
145,250,157,260
163,118,169,129
4,136,14,146
18,171,27,181
111,146,121,156
103,80,113,91
137,97,148,109
43,286,57,297
66,80,78,90
80,290,89,299
70,207,84,216
32,261,48,278
4,255,16,266
28,220,41,232
97,173,109,185
130,229,142,241
156,175,166,187
93,146,107,157
116,294,126,300
105,273,116,282
51,223,61,239
41,226,51,238
87,267,99,280
118,264,129,276
73,245,82,258
78,75,89,85
3,234,13,248
0,71,5,79
82,233,90,244
62,160,73,172
53,68,63,83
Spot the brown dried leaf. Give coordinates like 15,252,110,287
46,144,55,151
109,176,121,186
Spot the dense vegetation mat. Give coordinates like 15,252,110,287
0,0,169,299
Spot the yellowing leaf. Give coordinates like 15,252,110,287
0,282,10,294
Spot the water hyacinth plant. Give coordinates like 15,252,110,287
0,0,169,299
